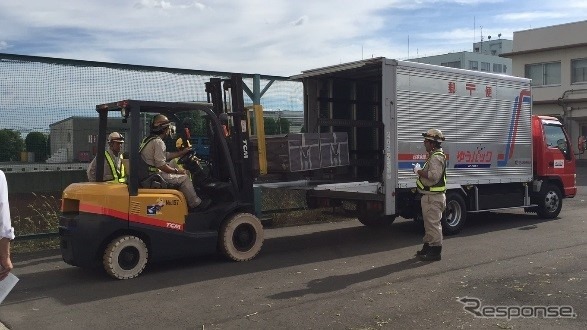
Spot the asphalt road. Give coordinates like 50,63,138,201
1,173,586,329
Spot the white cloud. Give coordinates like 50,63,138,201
0,0,585,75
133,0,206,10
0,41,8,50
498,12,570,22
291,16,308,27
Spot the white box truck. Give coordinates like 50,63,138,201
293,58,579,234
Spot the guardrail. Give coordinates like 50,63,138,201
0,163,88,173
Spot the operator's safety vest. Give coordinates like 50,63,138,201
139,135,161,173
416,150,446,193
104,151,126,183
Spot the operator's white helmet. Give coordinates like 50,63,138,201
107,132,125,143
422,128,445,141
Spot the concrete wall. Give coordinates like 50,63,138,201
5,171,87,194
512,20,587,53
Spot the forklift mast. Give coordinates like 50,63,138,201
206,74,254,204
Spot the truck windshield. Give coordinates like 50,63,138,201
543,124,570,157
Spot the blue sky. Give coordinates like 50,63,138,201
1,0,586,76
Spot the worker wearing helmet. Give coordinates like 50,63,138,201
414,128,446,261
87,132,126,183
139,114,211,211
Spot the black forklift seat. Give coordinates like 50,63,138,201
140,174,169,189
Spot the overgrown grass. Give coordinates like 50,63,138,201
12,193,60,253
260,187,357,227
12,237,60,254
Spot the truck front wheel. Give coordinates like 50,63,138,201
103,235,148,280
536,184,562,219
219,213,264,261
441,192,467,235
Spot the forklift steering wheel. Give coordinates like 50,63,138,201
177,148,197,165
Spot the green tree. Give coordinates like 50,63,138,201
0,129,25,161
25,132,49,161
263,117,278,135
276,117,290,134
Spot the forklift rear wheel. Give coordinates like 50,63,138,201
103,235,148,280
219,213,264,261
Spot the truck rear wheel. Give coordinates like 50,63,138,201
536,184,562,219
219,213,264,261
442,192,467,235
103,235,148,280
357,211,395,228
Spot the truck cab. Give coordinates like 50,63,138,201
532,115,577,198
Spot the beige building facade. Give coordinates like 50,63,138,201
502,20,587,158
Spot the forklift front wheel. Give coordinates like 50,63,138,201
219,213,264,262
103,235,148,280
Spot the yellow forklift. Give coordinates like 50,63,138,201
59,74,263,279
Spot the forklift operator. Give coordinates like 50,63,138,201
87,132,126,183
140,114,211,211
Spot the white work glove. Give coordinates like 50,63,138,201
413,163,421,175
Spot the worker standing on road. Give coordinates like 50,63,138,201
140,114,211,211
87,132,126,183
414,129,446,261
0,170,15,281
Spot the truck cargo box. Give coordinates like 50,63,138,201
292,57,533,190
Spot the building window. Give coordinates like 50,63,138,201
481,62,490,72
525,62,561,86
493,63,503,73
469,61,478,70
571,58,587,84
441,61,461,68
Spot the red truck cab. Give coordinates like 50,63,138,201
532,115,577,198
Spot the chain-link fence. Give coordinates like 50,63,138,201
1,53,316,241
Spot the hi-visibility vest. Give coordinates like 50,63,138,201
416,150,446,192
104,151,126,183
139,136,160,173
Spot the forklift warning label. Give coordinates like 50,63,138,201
147,199,165,215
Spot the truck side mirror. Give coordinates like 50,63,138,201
578,136,587,153
556,139,568,152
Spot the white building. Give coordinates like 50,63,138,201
409,38,512,75
501,20,587,158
